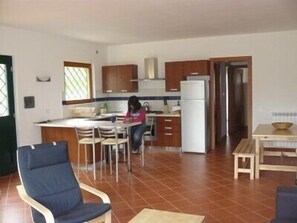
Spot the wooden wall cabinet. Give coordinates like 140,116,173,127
165,60,209,92
102,64,138,93
182,60,209,76
156,116,181,147
165,62,183,92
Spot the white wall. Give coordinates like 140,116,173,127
1,24,297,146
0,25,107,146
106,31,297,129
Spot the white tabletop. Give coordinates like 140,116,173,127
35,118,141,128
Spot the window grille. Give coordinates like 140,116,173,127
64,62,93,104
0,64,9,116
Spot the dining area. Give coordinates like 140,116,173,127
253,122,297,179
251,120,297,223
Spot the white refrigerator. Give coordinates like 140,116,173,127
181,80,209,153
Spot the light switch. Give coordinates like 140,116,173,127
24,96,35,109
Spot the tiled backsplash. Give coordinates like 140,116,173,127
63,96,181,118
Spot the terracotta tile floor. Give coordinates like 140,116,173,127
0,134,296,223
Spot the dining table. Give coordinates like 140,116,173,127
253,124,297,179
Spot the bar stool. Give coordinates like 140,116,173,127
116,116,128,162
75,127,105,180
141,117,155,167
98,126,130,182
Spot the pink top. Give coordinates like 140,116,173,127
125,108,146,123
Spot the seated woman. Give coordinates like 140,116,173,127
124,95,146,154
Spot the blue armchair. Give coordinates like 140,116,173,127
271,186,297,223
16,141,111,223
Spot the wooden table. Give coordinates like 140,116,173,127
253,124,297,179
129,208,205,223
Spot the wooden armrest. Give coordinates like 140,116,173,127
79,182,111,204
16,185,55,223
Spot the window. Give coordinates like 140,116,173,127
64,61,93,104
0,63,9,116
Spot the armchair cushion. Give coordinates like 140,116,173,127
27,142,68,169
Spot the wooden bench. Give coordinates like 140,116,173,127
233,138,255,180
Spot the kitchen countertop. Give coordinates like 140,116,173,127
35,112,180,128
146,113,180,117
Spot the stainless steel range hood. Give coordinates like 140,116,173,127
131,57,165,82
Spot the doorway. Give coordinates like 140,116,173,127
0,55,17,176
209,56,252,150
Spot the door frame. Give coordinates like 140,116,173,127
209,56,252,150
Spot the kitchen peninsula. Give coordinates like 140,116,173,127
36,112,181,165
36,114,132,165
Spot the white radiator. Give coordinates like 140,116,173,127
265,112,297,148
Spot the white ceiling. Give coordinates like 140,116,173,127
1,0,297,45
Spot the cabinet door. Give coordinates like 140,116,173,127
102,66,118,93
102,64,138,93
157,132,181,147
182,60,209,76
118,65,138,93
156,117,181,147
165,62,183,92
196,60,209,75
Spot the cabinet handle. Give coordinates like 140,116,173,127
164,133,172,136
106,90,112,93
165,127,172,130
164,119,172,122
121,89,128,92
170,89,178,91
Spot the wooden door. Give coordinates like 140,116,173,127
214,63,227,143
228,67,244,135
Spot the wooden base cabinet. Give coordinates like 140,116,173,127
156,117,181,147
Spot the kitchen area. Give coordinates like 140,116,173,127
37,58,211,164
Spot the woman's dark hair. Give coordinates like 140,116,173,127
128,95,142,113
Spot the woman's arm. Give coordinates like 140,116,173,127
132,109,146,123
123,111,132,123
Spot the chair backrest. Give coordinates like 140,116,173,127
98,126,118,139
116,116,125,121
75,126,98,142
17,141,83,222
144,117,154,136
